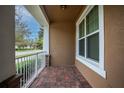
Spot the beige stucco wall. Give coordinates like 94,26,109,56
50,22,75,66
75,6,124,88
0,6,16,83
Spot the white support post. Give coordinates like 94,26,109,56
43,26,49,55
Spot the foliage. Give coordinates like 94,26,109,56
15,6,43,50
15,6,32,49
36,28,44,49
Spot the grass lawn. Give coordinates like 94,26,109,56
16,49,40,52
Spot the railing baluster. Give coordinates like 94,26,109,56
18,59,20,74
21,57,23,87
33,55,35,75
20,58,22,87
28,56,30,80
27,56,29,81
37,54,38,71
25,57,27,85
25,57,27,83
31,56,33,76
29,56,30,81
29,56,30,80
30,56,31,79
24,57,26,85
16,59,18,74
23,57,25,86
35,53,38,77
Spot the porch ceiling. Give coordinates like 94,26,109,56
42,5,84,22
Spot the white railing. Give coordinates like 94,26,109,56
15,51,46,88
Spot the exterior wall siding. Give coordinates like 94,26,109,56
50,22,75,66
75,5,124,88
0,6,16,83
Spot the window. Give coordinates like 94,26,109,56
76,6,106,78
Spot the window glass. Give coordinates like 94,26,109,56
79,39,85,56
79,20,85,38
87,33,99,61
86,6,99,34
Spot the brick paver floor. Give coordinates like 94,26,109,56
30,66,91,88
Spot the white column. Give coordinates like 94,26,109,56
43,26,49,55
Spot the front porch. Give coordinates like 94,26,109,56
13,5,91,88
0,5,124,88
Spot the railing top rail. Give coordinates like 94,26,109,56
16,50,47,59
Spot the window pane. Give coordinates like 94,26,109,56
79,20,85,38
79,39,85,56
86,6,99,34
87,33,99,61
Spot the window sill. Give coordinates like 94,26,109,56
76,55,106,79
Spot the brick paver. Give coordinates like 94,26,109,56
30,66,91,88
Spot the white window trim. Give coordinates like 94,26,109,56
76,5,106,78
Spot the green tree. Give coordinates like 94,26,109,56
15,6,31,50
36,28,44,49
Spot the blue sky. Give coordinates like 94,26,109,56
16,5,41,40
